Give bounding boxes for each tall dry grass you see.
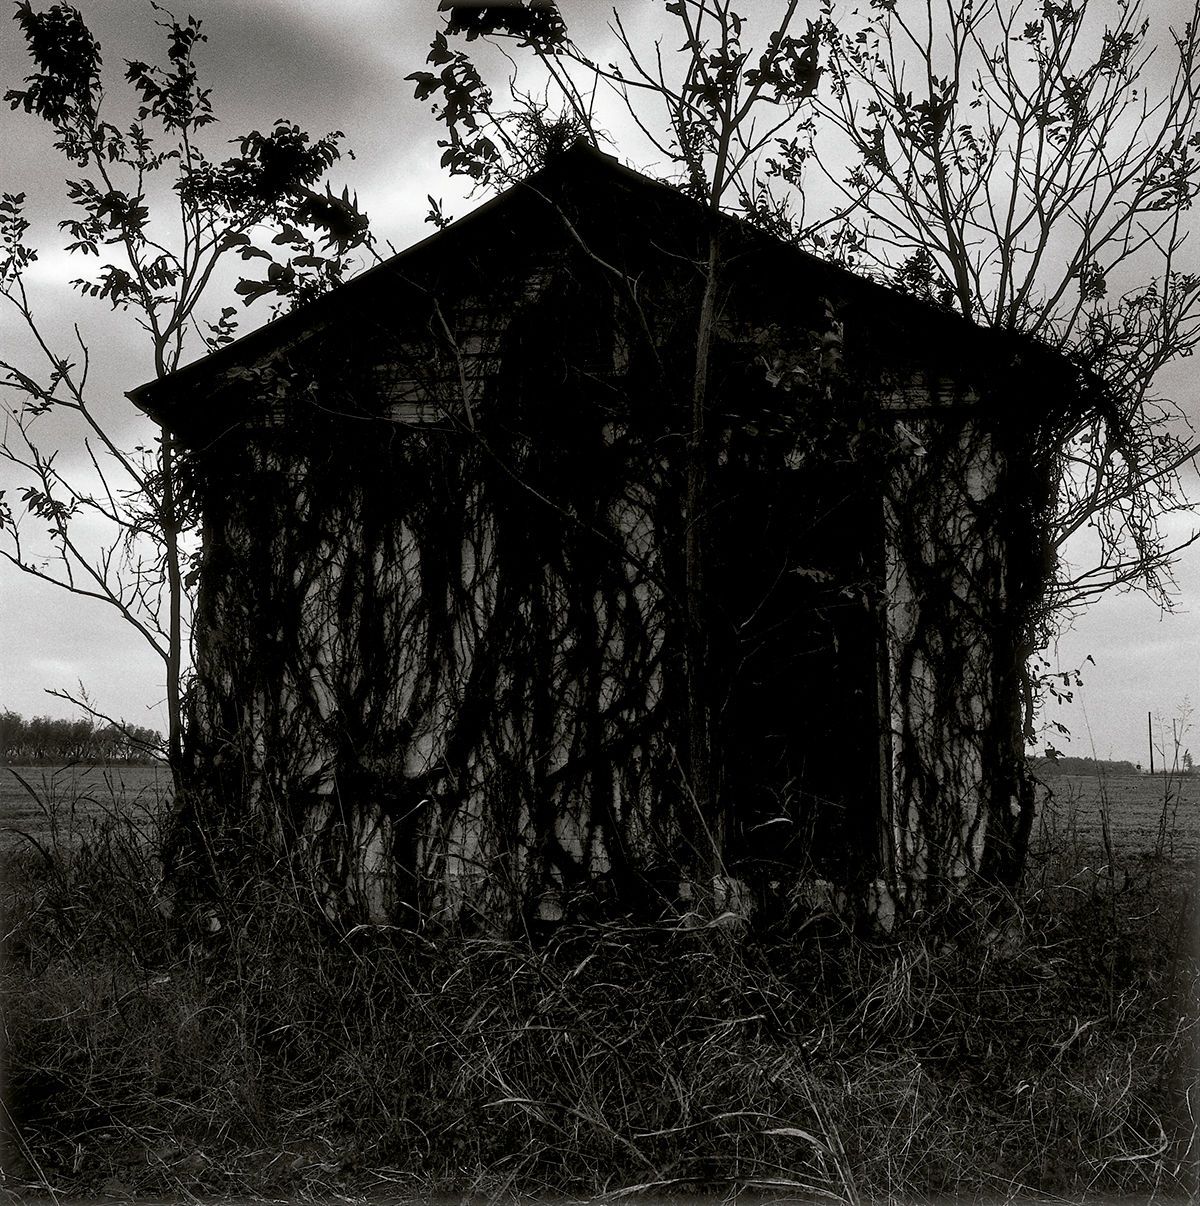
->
[1,777,1196,1202]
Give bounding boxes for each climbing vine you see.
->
[164,161,1089,933]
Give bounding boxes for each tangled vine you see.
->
[153,149,1092,932]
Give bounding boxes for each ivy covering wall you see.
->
[159,153,1075,933]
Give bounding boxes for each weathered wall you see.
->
[171,242,1053,931]
[880,379,1052,909]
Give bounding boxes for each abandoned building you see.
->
[132,141,1092,929]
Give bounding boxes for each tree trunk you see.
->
[685,226,721,885]
[159,427,185,796]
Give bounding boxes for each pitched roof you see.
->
[130,139,1085,441]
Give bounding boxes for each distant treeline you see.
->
[1029,755,1146,777]
[1,711,163,766]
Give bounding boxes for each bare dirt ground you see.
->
[1034,771,1199,863]
[0,763,170,854]
[3,763,1195,862]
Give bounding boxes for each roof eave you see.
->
[130,142,630,421]
[129,139,1087,434]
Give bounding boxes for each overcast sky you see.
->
[1,0,1197,765]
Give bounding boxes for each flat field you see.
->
[2,763,1196,861]
[1034,771,1200,862]
[0,763,171,854]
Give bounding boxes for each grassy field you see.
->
[0,764,170,856]
[1034,770,1200,861]
[1,765,1196,1202]
[3,761,1195,857]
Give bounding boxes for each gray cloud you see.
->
[2,0,1197,757]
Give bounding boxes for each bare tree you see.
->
[421,0,1199,593]
[412,0,830,879]
[0,2,370,785]
[413,0,1199,757]
[803,0,1200,613]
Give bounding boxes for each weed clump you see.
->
[2,789,1197,1202]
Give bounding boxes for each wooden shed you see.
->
[132,142,1087,930]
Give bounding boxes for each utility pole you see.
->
[1148,711,1155,775]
